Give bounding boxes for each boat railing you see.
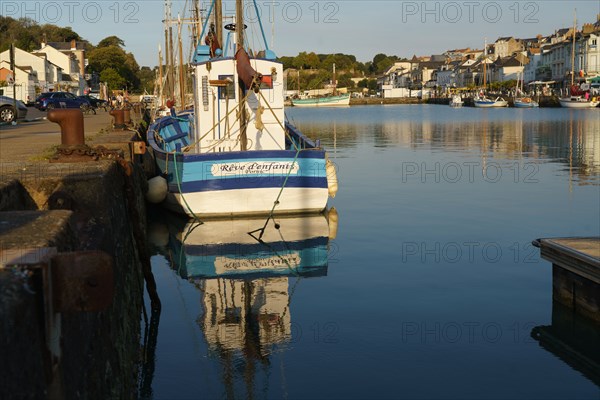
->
[285,122,318,150]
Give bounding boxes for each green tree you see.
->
[88,38,141,90]
[97,36,125,48]
[100,67,126,90]
[337,73,355,89]
[137,66,156,93]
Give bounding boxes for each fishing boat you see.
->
[449,95,463,108]
[291,63,350,107]
[559,12,599,109]
[147,0,338,217]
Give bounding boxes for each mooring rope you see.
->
[248,145,302,240]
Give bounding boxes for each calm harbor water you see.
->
[143,105,600,399]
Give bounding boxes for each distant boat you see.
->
[559,11,599,109]
[513,66,539,108]
[449,95,463,108]
[514,97,539,108]
[473,39,508,108]
[292,93,351,107]
[474,95,508,108]
[291,63,350,107]
[559,95,599,108]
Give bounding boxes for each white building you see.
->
[577,32,600,78]
[0,62,38,103]
[0,47,60,92]
[35,43,85,94]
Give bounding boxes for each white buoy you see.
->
[326,156,338,198]
[146,175,168,204]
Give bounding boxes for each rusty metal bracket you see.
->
[1,247,114,392]
[132,141,146,155]
[1,248,115,313]
[52,251,114,312]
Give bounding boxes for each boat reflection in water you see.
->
[147,209,338,394]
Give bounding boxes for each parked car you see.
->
[0,95,28,123]
[78,94,109,109]
[34,92,91,111]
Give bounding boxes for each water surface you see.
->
[143,105,600,399]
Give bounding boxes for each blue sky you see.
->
[3,1,600,66]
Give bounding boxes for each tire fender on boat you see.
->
[326,155,338,198]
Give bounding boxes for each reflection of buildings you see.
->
[200,278,291,357]
[149,212,336,397]
[298,110,600,185]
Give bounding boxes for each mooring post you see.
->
[47,109,85,147]
[110,109,126,129]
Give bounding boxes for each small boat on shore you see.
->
[147,0,338,218]
[449,95,463,108]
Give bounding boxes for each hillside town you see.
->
[283,14,600,100]
[1,15,600,103]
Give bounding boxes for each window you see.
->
[260,75,273,89]
[218,75,235,100]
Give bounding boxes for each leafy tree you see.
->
[292,51,320,70]
[88,38,140,89]
[138,66,156,93]
[100,67,126,89]
[279,56,295,70]
[367,79,378,91]
[97,36,125,48]
[337,73,355,89]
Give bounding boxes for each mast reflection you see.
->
[149,210,338,397]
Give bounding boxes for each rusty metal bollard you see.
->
[47,109,96,162]
[47,108,85,146]
[123,108,132,125]
[110,109,126,129]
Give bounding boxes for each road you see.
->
[0,107,113,165]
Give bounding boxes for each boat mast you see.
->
[215,0,223,48]
[482,38,487,89]
[570,10,577,87]
[178,14,186,109]
[158,45,164,107]
[236,0,248,150]
[332,63,336,96]
[193,0,202,47]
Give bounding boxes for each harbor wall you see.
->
[0,123,149,399]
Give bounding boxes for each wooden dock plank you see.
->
[537,237,600,284]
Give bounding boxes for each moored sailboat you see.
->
[291,63,350,107]
[474,39,508,108]
[146,0,338,217]
[559,11,599,109]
